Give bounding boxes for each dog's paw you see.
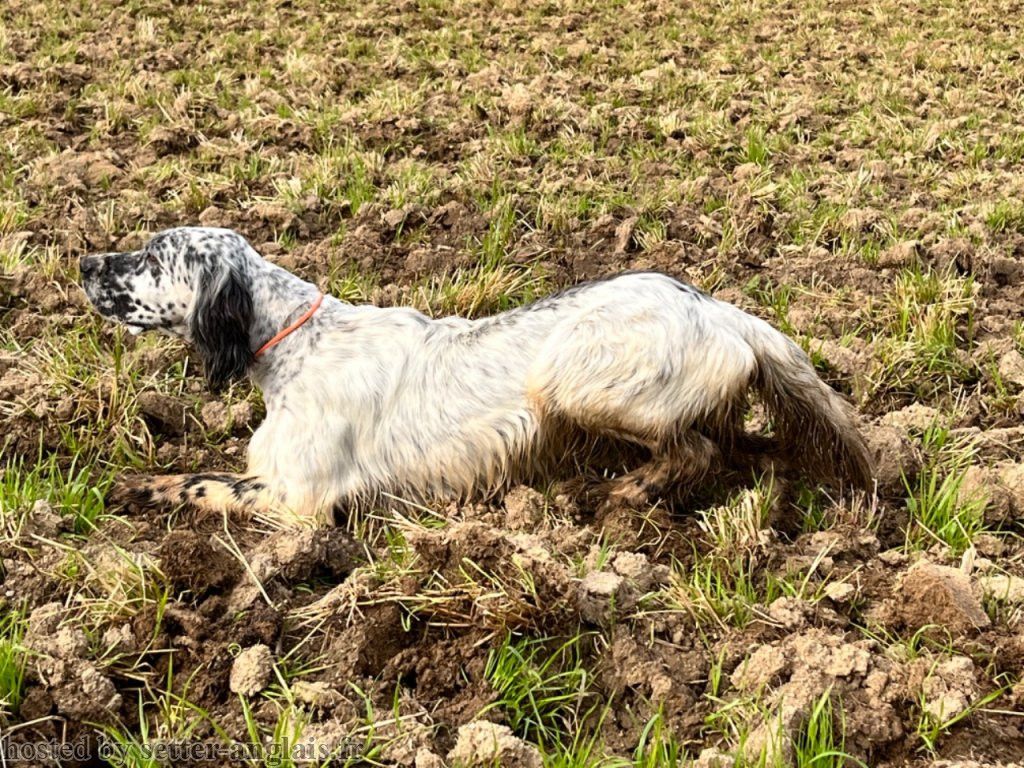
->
[602,475,656,511]
[108,474,162,509]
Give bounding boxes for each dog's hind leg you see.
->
[110,472,312,523]
[603,431,720,509]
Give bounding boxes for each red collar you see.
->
[254,293,324,359]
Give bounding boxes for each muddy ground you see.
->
[1,0,1024,765]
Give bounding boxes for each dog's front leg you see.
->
[109,472,310,523]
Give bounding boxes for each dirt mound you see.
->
[22,603,123,723]
[732,628,905,763]
[229,644,275,696]
[401,518,583,631]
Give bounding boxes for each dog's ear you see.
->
[188,263,254,391]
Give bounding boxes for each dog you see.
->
[80,226,872,524]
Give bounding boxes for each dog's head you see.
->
[80,227,255,390]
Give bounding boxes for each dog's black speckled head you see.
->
[80,226,256,390]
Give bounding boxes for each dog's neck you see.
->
[246,260,328,358]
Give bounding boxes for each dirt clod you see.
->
[964,463,1024,525]
[578,570,628,625]
[201,400,254,433]
[56,665,122,721]
[503,485,547,530]
[909,655,979,722]
[159,528,240,596]
[447,721,543,768]
[733,628,904,763]
[978,574,1024,603]
[693,748,736,768]
[880,403,942,433]
[25,499,65,538]
[228,528,364,612]
[229,644,274,696]
[415,748,446,768]
[896,560,991,634]
[863,423,922,489]
[824,581,857,603]
[137,391,191,435]
[997,350,1024,389]
[292,681,344,710]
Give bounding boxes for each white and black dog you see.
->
[80,227,872,524]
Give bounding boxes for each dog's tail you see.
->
[733,311,874,491]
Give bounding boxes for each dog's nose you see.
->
[79,255,102,279]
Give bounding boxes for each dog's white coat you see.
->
[249,274,771,517]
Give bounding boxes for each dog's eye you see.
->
[145,253,160,267]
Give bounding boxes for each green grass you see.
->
[94,672,219,768]
[410,261,547,317]
[239,696,312,768]
[482,633,593,747]
[0,451,112,535]
[668,482,790,629]
[791,692,864,768]
[903,427,986,555]
[869,266,978,403]
[745,278,796,335]
[540,716,620,768]
[0,608,28,717]
[631,711,685,768]
[984,199,1024,234]
[676,552,783,630]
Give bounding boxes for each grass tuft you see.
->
[903,427,985,555]
[0,451,112,535]
[0,607,28,717]
[482,632,593,747]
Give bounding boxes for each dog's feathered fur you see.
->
[80,227,872,523]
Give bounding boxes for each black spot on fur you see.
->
[231,477,266,496]
[133,487,154,503]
